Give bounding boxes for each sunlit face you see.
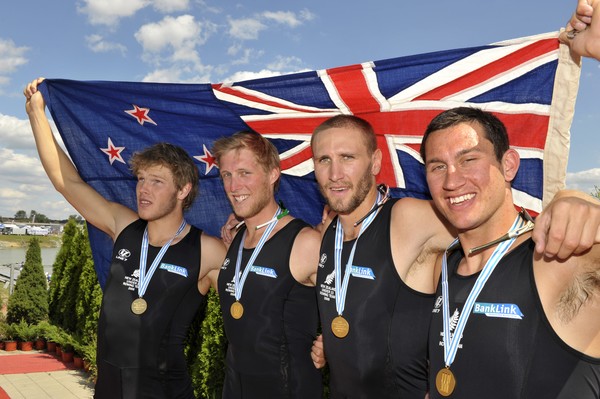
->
[136,164,183,222]
[312,126,380,215]
[424,122,517,233]
[219,148,278,220]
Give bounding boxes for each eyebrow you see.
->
[425,145,481,165]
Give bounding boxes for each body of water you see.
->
[0,247,60,274]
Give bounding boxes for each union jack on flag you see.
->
[40,32,580,287]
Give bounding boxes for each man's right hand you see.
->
[24,77,46,114]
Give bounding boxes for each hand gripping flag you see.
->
[39,32,580,288]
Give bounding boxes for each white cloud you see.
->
[0,148,46,184]
[228,17,267,40]
[227,9,314,41]
[142,66,212,83]
[231,48,264,65]
[222,69,283,83]
[0,187,27,200]
[0,113,35,150]
[86,34,127,56]
[77,0,149,26]
[0,125,75,219]
[0,185,76,221]
[0,38,29,74]
[299,9,316,22]
[153,0,189,13]
[227,43,242,56]
[565,168,600,195]
[262,11,303,28]
[261,9,315,28]
[0,38,29,89]
[135,15,215,64]
[135,15,218,82]
[267,55,304,71]
[261,11,303,27]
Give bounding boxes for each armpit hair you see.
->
[557,269,600,323]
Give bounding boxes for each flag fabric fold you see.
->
[39,31,580,288]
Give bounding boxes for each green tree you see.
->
[56,226,88,332]
[190,288,227,398]
[14,210,27,220]
[6,237,49,324]
[592,185,600,199]
[48,218,78,326]
[35,214,50,223]
[75,227,102,341]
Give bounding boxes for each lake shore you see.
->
[0,235,62,249]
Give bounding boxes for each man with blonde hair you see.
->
[211,131,323,398]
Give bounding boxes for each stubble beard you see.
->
[321,166,374,215]
[231,185,273,220]
[139,194,179,222]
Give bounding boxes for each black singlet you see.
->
[95,219,205,399]
[218,218,322,399]
[316,199,433,398]
[429,238,600,398]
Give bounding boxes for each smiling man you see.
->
[309,113,600,398]
[211,131,323,398]
[421,107,600,398]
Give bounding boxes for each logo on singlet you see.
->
[350,266,375,280]
[324,270,335,285]
[122,268,140,291]
[248,266,277,278]
[221,258,230,270]
[318,253,327,268]
[432,295,443,313]
[159,263,188,278]
[438,309,461,348]
[116,248,131,261]
[473,302,524,319]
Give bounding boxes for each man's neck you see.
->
[243,199,280,246]
[337,187,380,241]
[146,213,186,246]
[456,206,522,275]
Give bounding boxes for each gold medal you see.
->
[331,315,349,338]
[230,301,244,319]
[435,367,456,396]
[131,297,147,315]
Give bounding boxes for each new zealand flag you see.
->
[39,32,580,287]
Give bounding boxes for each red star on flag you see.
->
[101,138,126,165]
[194,144,217,175]
[125,104,157,126]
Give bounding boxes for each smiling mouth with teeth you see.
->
[449,193,475,205]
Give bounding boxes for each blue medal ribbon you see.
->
[233,207,282,302]
[138,219,187,298]
[441,214,525,368]
[333,191,383,318]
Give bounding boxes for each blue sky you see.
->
[0,0,598,220]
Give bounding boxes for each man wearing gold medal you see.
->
[24,79,226,398]
[211,131,323,398]
[423,2,600,397]
[309,100,600,396]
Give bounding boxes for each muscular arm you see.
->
[534,243,600,357]
[24,78,136,240]
[289,225,321,287]
[198,233,226,294]
[390,198,455,293]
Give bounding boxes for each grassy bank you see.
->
[0,235,62,249]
